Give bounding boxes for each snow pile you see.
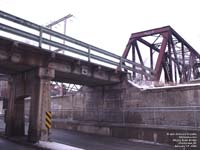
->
[128,80,200,90]
[35,141,85,150]
[128,139,170,147]
[128,80,154,89]
[151,82,200,89]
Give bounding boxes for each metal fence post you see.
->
[120,57,123,71]
[153,109,156,125]
[194,109,197,128]
[88,46,91,62]
[122,110,125,125]
[39,27,43,48]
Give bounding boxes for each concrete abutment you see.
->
[51,80,200,146]
[4,66,200,147]
[5,67,55,142]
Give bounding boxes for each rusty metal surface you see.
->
[120,26,200,83]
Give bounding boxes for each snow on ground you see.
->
[35,141,85,150]
[148,82,200,90]
[128,80,154,89]
[128,139,170,147]
[128,80,200,90]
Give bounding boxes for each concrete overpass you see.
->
[0,10,133,142]
[0,36,124,86]
[0,10,199,149]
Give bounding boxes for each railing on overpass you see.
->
[0,11,154,79]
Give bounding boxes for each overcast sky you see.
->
[1,0,200,55]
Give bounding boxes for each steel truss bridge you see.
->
[0,10,200,85]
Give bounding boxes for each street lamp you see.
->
[46,14,74,96]
[46,14,73,28]
[46,14,73,51]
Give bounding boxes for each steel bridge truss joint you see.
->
[121,26,200,83]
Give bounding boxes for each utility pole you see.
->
[46,14,73,96]
[46,14,73,52]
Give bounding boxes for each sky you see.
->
[1,0,200,56]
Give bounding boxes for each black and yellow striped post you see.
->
[45,111,52,129]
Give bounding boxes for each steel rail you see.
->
[0,23,119,67]
[0,10,154,74]
[0,10,120,60]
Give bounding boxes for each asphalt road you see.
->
[0,116,172,150]
[51,129,173,150]
[0,137,37,150]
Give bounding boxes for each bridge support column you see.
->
[5,76,26,136]
[5,78,16,136]
[28,67,55,142]
[13,97,25,136]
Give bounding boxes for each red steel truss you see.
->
[120,26,200,83]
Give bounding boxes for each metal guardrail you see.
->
[0,11,154,77]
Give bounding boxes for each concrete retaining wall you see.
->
[51,81,200,146]
[52,120,199,146]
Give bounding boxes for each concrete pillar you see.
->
[5,76,26,136]
[5,78,15,136]
[28,67,55,142]
[13,97,25,136]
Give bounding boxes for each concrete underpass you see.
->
[0,109,172,150]
[0,10,199,150]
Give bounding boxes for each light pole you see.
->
[46,14,73,52]
[46,14,73,96]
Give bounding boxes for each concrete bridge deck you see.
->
[0,36,124,86]
[0,10,199,148]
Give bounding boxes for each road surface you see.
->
[0,137,38,150]
[0,116,172,150]
[51,129,172,150]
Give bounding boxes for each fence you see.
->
[51,106,200,129]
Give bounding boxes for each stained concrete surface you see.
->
[51,128,172,150]
[50,83,200,145]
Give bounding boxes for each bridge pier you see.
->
[5,67,55,142]
[13,96,25,136]
[28,67,55,142]
[6,77,27,136]
[5,78,16,136]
